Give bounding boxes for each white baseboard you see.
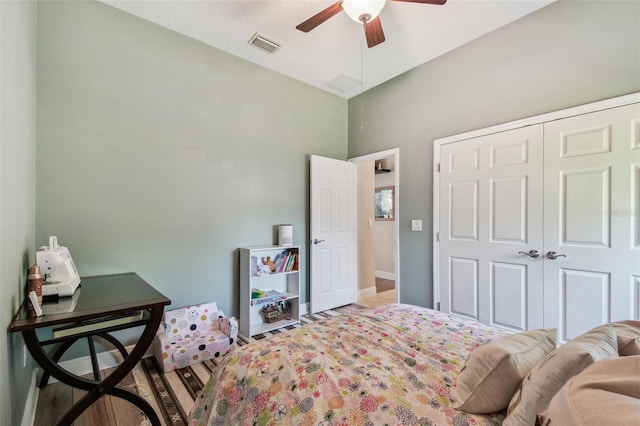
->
[52,344,144,382]
[358,286,378,299]
[375,270,396,281]
[20,369,39,426]
[299,302,308,315]
[33,343,149,386]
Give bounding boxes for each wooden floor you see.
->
[357,278,397,308]
[34,366,146,426]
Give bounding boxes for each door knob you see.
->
[546,251,567,260]
[312,239,325,245]
[518,250,540,258]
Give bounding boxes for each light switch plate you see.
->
[411,220,422,231]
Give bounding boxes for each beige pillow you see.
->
[537,355,640,425]
[610,320,640,356]
[503,324,618,426]
[452,328,556,413]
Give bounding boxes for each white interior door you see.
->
[438,126,544,331]
[543,103,640,342]
[310,155,355,313]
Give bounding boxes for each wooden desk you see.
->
[10,272,171,425]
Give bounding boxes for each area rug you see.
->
[132,304,365,425]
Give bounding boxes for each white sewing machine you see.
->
[37,236,81,297]
[41,288,81,314]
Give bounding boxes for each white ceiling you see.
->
[101,0,555,99]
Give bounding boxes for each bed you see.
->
[188,303,510,425]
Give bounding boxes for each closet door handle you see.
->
[546,251,567,260]
[312,239,325,245]
[518,250,540,258]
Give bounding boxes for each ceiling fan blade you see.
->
[296,1,344,32]
[391,0,447,4]
[364,16,385,48]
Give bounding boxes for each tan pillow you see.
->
[453,328,556,413]
[503,324,618,426]
[610,320,640,356]
[537,355,640,425]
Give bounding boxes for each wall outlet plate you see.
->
[411,220,422,231]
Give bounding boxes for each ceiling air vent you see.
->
[248,33,280,53]
[325,74,361,93]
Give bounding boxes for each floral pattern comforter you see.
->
[188,304,509,426]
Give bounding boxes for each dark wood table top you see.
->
[10,272,170,332]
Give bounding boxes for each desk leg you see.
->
[23,306,165,426]
[39,337,81,388]
[40,332,130,388]
[95,331,129,358]
[87,336,102,381]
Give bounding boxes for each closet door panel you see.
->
[543,103,640,342]
[492,177,527,242]
[492,262,527,330]
[562,167,610,246]
[440,138,483,322]
[450,181,479,240]
[439,126,544,330]
[561,269,610,340]
[450,257,478,319]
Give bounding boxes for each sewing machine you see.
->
[37,236,81,297]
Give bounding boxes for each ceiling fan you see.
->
[296,0,447,48]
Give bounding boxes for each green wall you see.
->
[4,0,640,422]
[348,0,640,307]
[1,1,38,424]
[36,0,347,357]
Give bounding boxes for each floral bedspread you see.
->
[188,304,509,426]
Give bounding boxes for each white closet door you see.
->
[543,103,640,342]
[438,125,544,331]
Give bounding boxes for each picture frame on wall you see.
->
[375,186,394,221]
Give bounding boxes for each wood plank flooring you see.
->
[34,367,145,426]
[357,289,396,308]
[357,278,397,308]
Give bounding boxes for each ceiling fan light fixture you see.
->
[342,0,386,24]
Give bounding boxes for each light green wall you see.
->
[1,1,38,424]
[36,0,347,358]
[4,0,639,421]
[348,0,640,307]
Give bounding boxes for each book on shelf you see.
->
[284,253,296,272]
[267,249,297,273]
[278,252,290,273]
[274,252,287,273]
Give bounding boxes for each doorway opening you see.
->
[349,148,399,308]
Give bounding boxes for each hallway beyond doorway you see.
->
[358,278,396,308]
[375,277,395,293]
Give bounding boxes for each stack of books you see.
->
[273,250,297,273]
[250,289,287,306]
